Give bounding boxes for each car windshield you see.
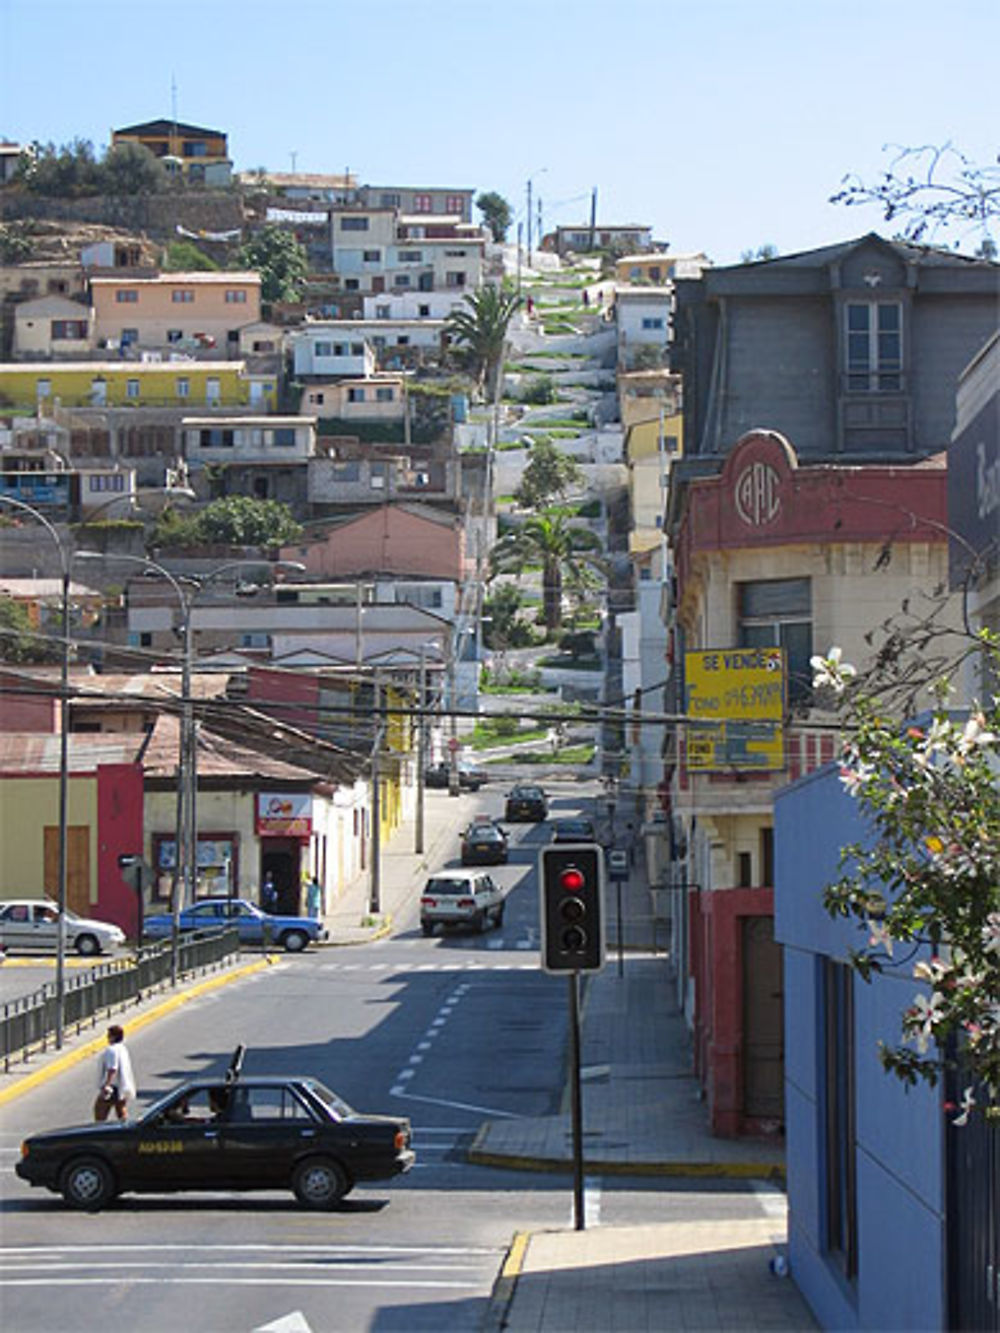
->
[466,825,501,839]
[425,877,472,896]
[512,787,542,798]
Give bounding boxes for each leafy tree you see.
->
[0,597,62,664]
[0,222,33,263]
[445,283,523,401]
[476,191,513,242]
[491,513,604,631]
[101,141,167,196]
[513,438,583,510]
[482,584,535,652]
[152,496,302,549]
[812,621,1000,1118]
[164,240,220,271]
[236,225,309,304]
[831,142,1000,249]
[739,243,779,262]
[16,139,103,197]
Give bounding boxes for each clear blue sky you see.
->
[1,0,997,264]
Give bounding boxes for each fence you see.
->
[1,930,240,1072]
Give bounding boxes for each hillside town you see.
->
[0,118,998,1333]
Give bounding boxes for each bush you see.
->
[520,374,557,406]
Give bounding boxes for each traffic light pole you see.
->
[568,970,585,1231]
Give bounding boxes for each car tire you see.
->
[421,921,434,937]
[74,934,100,957]
[280,929,309,953]
[292,1156,350,1209]
[472,910,486,934]
[61,1156,116,1211]
[493,904,505,928]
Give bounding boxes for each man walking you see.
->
[94,1024,136,1122]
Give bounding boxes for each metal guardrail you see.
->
[1,929,240,1072]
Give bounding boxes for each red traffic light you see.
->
[560,867,585,892]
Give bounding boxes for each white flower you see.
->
[868,919,894,955]
[839,761,875,795]
[956,712,997,756]
[982,913,1000,957]
[952,1086,976,1127]
[811,647,857,694]
[908,990,945,1053]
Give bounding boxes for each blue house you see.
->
[775,764,949,1330]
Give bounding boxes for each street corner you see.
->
[481,1231,530,1333]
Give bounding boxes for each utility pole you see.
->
[369,673,382,915]
[526,177,533,267]
[589,186,598,252]
[448,647,460,797]
[415,650,426,854]
[516,221,523,295]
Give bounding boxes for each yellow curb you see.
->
[467,1144,784,1182]
[0,956,274,1109]
[502,1230,530,1280]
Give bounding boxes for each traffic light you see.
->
[539,843,605,974]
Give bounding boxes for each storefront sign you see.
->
[256,792,312,837]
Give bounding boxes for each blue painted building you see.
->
[775,763,947,1330]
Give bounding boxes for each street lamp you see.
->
[0,485,192,1045]
[77,552,304,982]
[526,166,548,267]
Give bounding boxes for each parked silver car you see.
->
[420,871,505,936]
[0,899,126,956]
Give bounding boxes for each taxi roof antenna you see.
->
[226,1044,246,1084]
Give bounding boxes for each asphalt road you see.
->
[0,787,782,1332]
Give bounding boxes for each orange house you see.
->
[91,272,261,354]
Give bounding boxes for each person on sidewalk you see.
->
[262,873,278,913]
[94,1024,136,1122]
[306,875,322,918]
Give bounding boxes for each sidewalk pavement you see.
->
[325,804,817,1331]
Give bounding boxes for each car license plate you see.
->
[476,844,488,851]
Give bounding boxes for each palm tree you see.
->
[491,514,604,632]
[445,283,523,401]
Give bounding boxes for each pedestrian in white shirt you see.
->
[94,1024,136,1122]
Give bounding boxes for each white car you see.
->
[420,871,505,936]
[0,899,126,956]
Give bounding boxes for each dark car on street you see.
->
[505,784,549,822]
[459,819,509,865]
[16,1048,414,1211]
[551,817,598,843]
[142,897,326,953]
[424,762,488,791]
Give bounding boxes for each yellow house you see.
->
[0,361,275,412]
[91,271,261,353]
[111,119,231,184]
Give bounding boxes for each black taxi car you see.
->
[505,784,549,822]
[16,1047,414,1211]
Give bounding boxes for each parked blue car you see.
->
[143,897,327,953]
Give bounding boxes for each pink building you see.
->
[281,503,468,582]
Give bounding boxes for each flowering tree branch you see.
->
[812,621,1000,1121]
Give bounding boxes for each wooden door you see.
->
[44,825,91,915]
[742,914,784,1121]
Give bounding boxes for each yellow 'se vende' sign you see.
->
[684,648,785,721]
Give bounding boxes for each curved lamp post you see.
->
[0,495,72,1045]
[0,487,193,1044]
[77,552,304,982]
